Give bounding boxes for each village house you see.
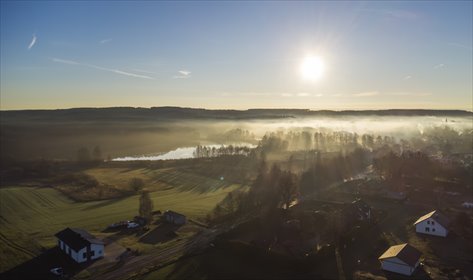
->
[55,228,104,263]
[163,210,187,225]
[378,243,422,276]
[462,202,473,209]
[414,210,449,237]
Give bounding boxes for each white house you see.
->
[379,243,421,276]
[414,210,449,237]
[462,202,473,209]
[55,228,104,263]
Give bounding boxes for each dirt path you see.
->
[92,228,221,280]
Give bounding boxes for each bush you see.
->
[129,177,145,193]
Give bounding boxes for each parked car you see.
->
[127,222,140,229]
[107,221,128,229]
[50,267,64,276]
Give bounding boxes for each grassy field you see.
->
[0,167,241,273]
[84,167,233,193]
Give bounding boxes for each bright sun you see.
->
[300,56,325,82]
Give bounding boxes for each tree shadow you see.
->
[139,223,181,245]
[81,196,131,211]
[0,247,96,280]
[383,266,433,280]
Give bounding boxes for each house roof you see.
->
[414,210,450,228]
[55,228,104,251]
[378,243,421,267]
[164,210,186,218]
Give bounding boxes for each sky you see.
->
[1,1,472,110]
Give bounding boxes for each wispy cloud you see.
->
[360,8,418,20]
[220,92,324,98]
[131,68,157,75]
[99,38,112,44]
[173,70,191,79]
[447,42,472,51]
[51,58,80,65]
[28,34,37,50]
[353,91,379,97]
[388,92,432,97]
[433,63,445,70]
[403,75,412,80]
[51,57,154,80]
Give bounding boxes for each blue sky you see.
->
[1,1,472,110]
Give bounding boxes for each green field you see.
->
[0,168,241,273]
[84,167,234,193]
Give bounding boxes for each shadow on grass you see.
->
[382,266,433,280]
[81,195,132,211]
[0,247,96,280]
[139,223,181,245]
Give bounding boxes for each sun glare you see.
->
[300,56,325,82]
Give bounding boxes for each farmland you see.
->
[0,166,242,273]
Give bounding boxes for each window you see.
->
[91,250,95,256]
[98,250,102,255]
[83,252,87,259]
[425,227,430,232]
[427,221,430,224]
[432,221,435,225]
[432,228,436,232]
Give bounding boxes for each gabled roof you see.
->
[164,210,186,218]
[55,228,104,251]
[414,210,450,228]
[378,243,421,267]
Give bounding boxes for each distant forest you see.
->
[1,107,472,122]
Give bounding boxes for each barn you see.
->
[163,210,187,225]
[55,228,104,263]
[414,210,449,237]
[378,243,421,276]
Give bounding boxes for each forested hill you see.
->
[1,107,472,123]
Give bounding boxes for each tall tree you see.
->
[92,145,103,161]
[77,147,91,162]
[139,191,154,224]
[278,171,298,209]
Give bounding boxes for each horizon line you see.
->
[0,106,472,113]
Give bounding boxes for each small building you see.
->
[462,202,473,209]
[55,228,104,263]
[163,210,187,225]
[414,210,449,237]
[379,243,421,276]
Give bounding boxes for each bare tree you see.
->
[130,177,145,193]
[77,147,91,162]
[92,145,103,161]
[139,191,154,224]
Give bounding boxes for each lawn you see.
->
[0,179,240,273]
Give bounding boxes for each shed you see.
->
[163,210,187,225]
[379,243,421,276]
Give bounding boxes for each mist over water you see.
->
[110,116,472,161]
[112,143,257,161]
[234,116,473,136]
